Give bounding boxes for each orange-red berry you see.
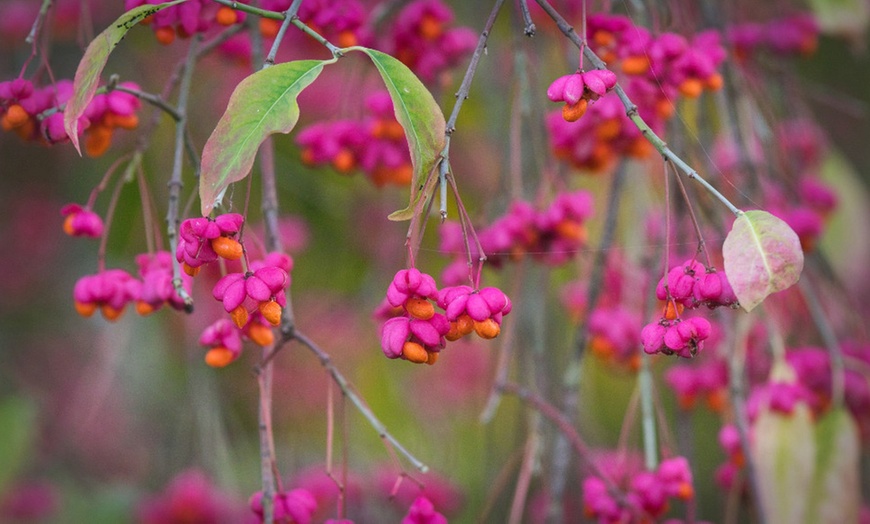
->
[205,347,234,368]
[101,304,125,322]
[215,6,238,26]
[678,78,703,99]
[402,341,429,363]
[259,300,282,326]
[405,297,435,320]
[211,236,243,261]
[260,18,280,38]
[562,99,588,122]
[2,104,29,130]
[84,126,113,158]
[155,26,176,45]
[230,305,249,328]
[621,56,649,75]
[337,30,357,48]
[474,319,500,339]
[136,301,155,316]
[247,323,275,347]
[183,262,201,277]
[75,301,97,318]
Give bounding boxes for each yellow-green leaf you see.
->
[199,60,331,216]
[347,47,446,221]
[64,0,187,154]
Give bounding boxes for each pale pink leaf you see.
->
[722,210,804,312]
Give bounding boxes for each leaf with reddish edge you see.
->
[345,47,447,221]
[722,210,804,312]
[199,59,333,216]
[64,0,187,154]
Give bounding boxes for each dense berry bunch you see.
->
[249,488,317,524]
[402,496,448,524]
[260,0,369,44]
[665,358,728,411]
[1,78,142,156]
[439,191,594,284]
[124,0,247,45]
[73,269,142,321]
[137,470,238,524]
[728,13,819,60]
[546,68,618,122]
[389,0,476,83]
[655,259,738,310]
[546,15,726,173]
[641,316,713,359]
[587,306,642,369]
[176,213,245,275]
[379,268,511,364]
[135,251,193,315]
[583,456,695,523]
[297,92,414,187]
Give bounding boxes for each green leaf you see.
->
[751,399,816,524]
[348,47,446,221]
[63,0,187,155]
[722,210,804,312]
[805,408,861,524]
[808,0,870,41]
[199,60,331,216]
[0,396,38,493]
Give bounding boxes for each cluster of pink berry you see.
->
[439,191,594,285]
[387,0,477,83]
[582,456,695,523]
[124,0,248,45]
[378,268,511,365]
[0,78,141,156]
[296,91,430,187]
[713,424,744,489]
[587,306,642,370]
[547,95,654,172]
[201,251,293,367]
[728,13,819,61]
[545,15,726,173]
[66,203,197,321]
[547,68,618,122]
[73,250,194,321]
[665,358,729,412]
[640,259,736,359]
[297,91,415,187]
[587,14,726,103]
[249,489,317,524]
[260,0,369,46]
[136,470,240,523]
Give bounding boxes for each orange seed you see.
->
[211,236,243,261]
[474,319,500,339]
[205,347,235,368]
[230,305,249,328]
[259,300,282,326]
[402,341,429,363]
[405,297,435,320]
